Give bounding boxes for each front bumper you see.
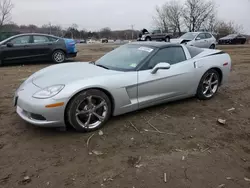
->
[137,38,146,41]
[14,84,66,128]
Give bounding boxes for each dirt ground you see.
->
[0,44,250,188]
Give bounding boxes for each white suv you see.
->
[170,32,217,49]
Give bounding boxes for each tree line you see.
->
[153,0,244,38]
[0,0,246,41]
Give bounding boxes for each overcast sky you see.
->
[11,0,250,34]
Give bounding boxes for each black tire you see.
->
[52,50,65,63]
[66,89,112,132]
[209,44,215,49]
[145,37,151,41]
[165,36,170,42]
[196,69,220,100]
[0,60,3,66]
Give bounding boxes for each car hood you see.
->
[170,38,192,44]
[219,36,234,40]
[170,38,183,43]
[31,62,120,88]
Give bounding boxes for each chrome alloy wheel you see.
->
[75,95,108,129]
[202,72,219,98]
[53,51,65,63]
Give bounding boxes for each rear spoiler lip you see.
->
[204,51,226,57]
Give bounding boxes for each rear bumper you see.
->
[66,52,77,58]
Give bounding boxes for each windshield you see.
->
[180,32,198,40]
[95,44,155,71]
[225,34,238,38]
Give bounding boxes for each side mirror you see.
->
[151,62,171,74]
[6,42,13,47]
[196,37,201,40]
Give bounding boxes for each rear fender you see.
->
[63,38,77,54]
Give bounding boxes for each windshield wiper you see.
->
[96,64,109,70]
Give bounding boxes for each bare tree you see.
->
[153,5,169,32]
[162,0,183,35]
[202,13,218,32]
[0,0,13,27]
[100,27,112,38]
[183,0,215,32]
[214,20,243,38]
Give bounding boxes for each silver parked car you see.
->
[14,42,231,132]
[170,32,217,49]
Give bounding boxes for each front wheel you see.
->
[66,89,112,132]
[196,69,220,100]
[52,50,65,63]
[165,36,170,42]
[209,44,215,49]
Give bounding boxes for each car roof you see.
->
[10,33,60,38]
[128,41,182,49]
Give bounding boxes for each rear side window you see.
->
[33,36,50,43]
[205,33,212,38]
[186,46,204,58]
[147,46,186,68]
[49,36,59,42]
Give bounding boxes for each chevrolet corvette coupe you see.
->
[14,42,232,132]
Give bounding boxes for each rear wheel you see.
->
[66,89,112,132]
[165,36,170,42]
[196,69,220,100]
[52,50,65,63]
[146,37,151,41]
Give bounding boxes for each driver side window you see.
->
[196,33,206,40]
[147,47,186,69]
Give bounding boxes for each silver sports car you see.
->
[14,42,232,132]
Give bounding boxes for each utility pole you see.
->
[48,22,52,35]
[131,24,134,40]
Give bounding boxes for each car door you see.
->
[29,35,54,59]
[194,33,207,48]
[154,30,163,40]
[137,46,195,109]
[0,35,33,61]
[205,33,214,48]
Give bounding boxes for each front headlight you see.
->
[33,85,65,99]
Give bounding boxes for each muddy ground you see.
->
[0,44,250,188]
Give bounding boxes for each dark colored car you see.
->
[137,28,172,42]
[218,34,247,45]
[0,33,77,66]
[101,38,108,43]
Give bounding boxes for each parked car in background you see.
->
[218,34,247,45]
[0,33,77,66]
[101,38,108,43]
[137,28,172,42]
[170,32,217,49]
